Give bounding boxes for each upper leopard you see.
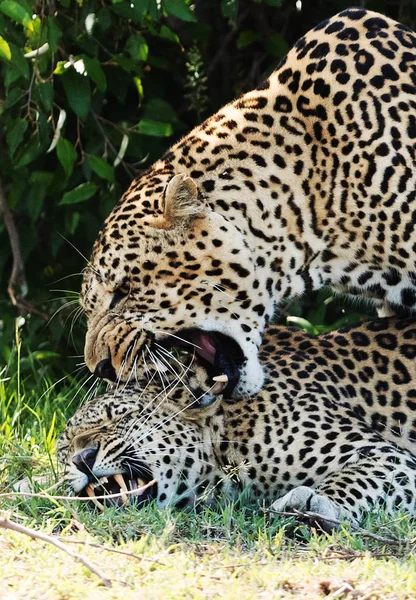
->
[82,8,416,397]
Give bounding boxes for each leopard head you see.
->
[57,382,229,510]
[82,165,266,397]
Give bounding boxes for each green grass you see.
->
[2,329,416,599]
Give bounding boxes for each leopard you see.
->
[58,317,416,528]
[82,8,416,400]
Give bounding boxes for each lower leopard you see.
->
[58,317,416,527]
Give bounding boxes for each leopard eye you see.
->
[110,282,130,309]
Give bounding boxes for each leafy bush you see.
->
[0,0,415,378]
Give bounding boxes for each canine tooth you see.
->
[91,496,105,510]
[113,473,129,504]
[85,485,105,511]
[85,484,94,497]
[135,478,156,497]
[134,478,146,494]
[212,374,228,383]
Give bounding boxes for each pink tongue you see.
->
[192,332,216,364]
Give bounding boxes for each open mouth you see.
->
[157,329,245,396]
[82,473,157,511]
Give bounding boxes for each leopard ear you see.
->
[163,174,204,225]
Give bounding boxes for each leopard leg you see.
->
[271,447,416,531]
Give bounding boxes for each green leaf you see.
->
[147,0,159,19]
[47,17,62,51]
[14,134,47,168]
[236,30,259,49]
[0,0,33,29]
[4,86,23,109]
[53,60,67,75]
[65,210,80,235]
[286,316,319,335]
[31,171,54,186]
[221,0,238,26]
[142,98,178,124]
[264,33,289,58]
[138,119,173,137]
[131,0,150,14]
[113,54,136,73]
[61,69,91,119]
[35,81,54,111]
[7,118,28,156]
[83,56,106,92]
[59,182,97,205]
[0,34,11,60]
[57,138,77,178]
[133,77,144,101]
[8,178,26,209]
[163,0,196,22]
[27,184,46,222]
[265,0,282,5]
[159,25,180,44]
[33,351,60,360]
[110,1,145,22]
[9,43,29,79]
[126,34,148,62]
[86,154,115,183]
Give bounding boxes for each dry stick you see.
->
[0,513,112,588]
[57,538,166,566]
[268,508,406,546]
[0,479,156,502]
[0,177,48,319]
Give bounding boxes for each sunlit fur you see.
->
[60,318,416,525]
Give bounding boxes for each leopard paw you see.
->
[270,486,345,531]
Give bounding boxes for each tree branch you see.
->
[0,177,48,320]
[0,178,27,304]
[0,513,112,587]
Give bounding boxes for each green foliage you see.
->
[1,0,415,379]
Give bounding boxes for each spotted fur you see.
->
[82,9,416,397]
[59,318,416,526]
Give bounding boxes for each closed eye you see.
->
[110,283,130,309]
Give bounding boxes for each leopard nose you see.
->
[94,358,116,381]
[72,447,98,475]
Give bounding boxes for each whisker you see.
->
[50,273,84,285]
[151,329,201,350]
[47,300,81,326]
[58,233,100,278]
[121,339,139,392]
[154,344,196,375]
[201,280,240,302]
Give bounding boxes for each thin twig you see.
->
[0,177,48,319]
[322,552,394,560]
[268,508,407,545]
[58,537,166,565]
[0,513,112,588]
[91,112,136,179]
[1,479,156,502]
